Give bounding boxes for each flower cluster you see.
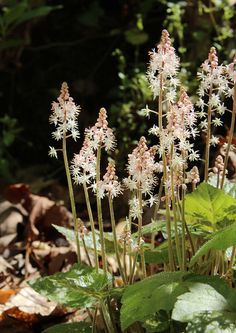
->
[98,161,122,199]
[49,82,80,142]
[197,47,230,135]
[212,155,225,175]
[149,88,199,166]
[71,135,96,185]
[227,55,236,84]
[85,108,116,152]
[147,29,180,100]
[167,88,198,161]
[124,137,160,195]
[48,82,81,158]
[186,166,200,185]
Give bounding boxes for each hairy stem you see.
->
[220,83,236,188]
[96,145,107,274]
[83,182,99,271]
[100,300,115,333]
[108,195,127,283]
[204,81,213,182]
[159,72,175,271]
[138,189,146,278]
[62,132,81,262]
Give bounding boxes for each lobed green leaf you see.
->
[43,322,92,333]
[120,271,189,330]
[184,183,236,231]
[190,223,236,265]
[29,263,112,308]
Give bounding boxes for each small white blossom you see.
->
[48,146,58,158]
[99,162,122,199]
[129,197,142,219]
[85,108,116,152]
[210,135,220,146]
[124,137,158,195]
[147,30,179,99]
[212,118,223,127]
[49,82,81,141]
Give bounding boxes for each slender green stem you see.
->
[170,146,182,269]
[137,189,146,278]
[92,307,98,333]
[204,81,213,182]
[96,145,107,274]
[163,154,175,271]
[82,237,92,266]
[129,253,138,284]
[158,71,174,271]
[153,177,164,221]
[108,195,127,283]
[100,300,115,333]
[229,246,236,272]
[83,182,99,271]
[220,83,236,188]
[127,211,133,282]
[123,239,128,283]
[62,132,81,262]
[180,186,187,270]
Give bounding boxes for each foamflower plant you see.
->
[30,30,236,333]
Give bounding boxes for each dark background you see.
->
[0,0,235,182]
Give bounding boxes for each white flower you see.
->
[49,82,80,141]
[100,162,122,199]
[212,118,223,127]
[200,119,208,129]
[129,197,143,219]
[217,104,226,115]
[85,108,116,152]
[124,137,158,195]
[146,194,158,207]
[147,30,179,99]
[188,150,200,161]
[210,135,220,146]
[48,146,58,158]
[71,136,96,185]
[209,94,220,107]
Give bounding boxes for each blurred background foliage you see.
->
[0,0,236,180]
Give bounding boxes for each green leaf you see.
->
[185,312,236,333]
[43,322,92,333]
[53,225,116,254]
[142,312,170,333]
[3,3,27,27]
[29,263,112,308]
[124,28,149,45]
[183,274,236,305]
[120,271,189,330]
[184,183,236,230]
[172,282,236,326]
[78,1,104,27]
[190,223,236,265]
[16,6,62,25]
[143,248,169,264]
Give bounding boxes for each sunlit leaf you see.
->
[190,223,236,265]
[120,271,189,330]
[29,263,112,308]
[184,183,236,230]
[172,281,236,331]
[43,322,92,333]
[53,225,116,254]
